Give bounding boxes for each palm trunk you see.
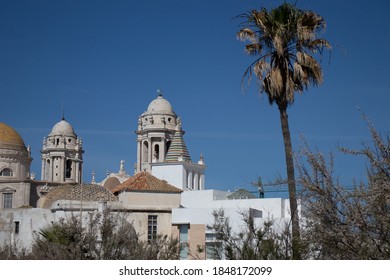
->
[279,107,301,259]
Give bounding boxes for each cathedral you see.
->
[0,93,205,209]
[0,93,292,259]
[0,93,207,255]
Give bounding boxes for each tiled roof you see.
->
[41,183,117,208]
[165,129,191,163]
[112,171,182,194]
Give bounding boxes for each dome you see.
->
[49,119,76,137]
[40,184,117,208]
[146,95,175,115]
[0,122,26,148]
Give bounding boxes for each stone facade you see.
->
[0,122,32,209]
[41,118,83,184]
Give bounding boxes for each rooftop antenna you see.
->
[61,99,65,120]
[252,176,264,199]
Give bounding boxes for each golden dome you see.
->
[0,122,26,147]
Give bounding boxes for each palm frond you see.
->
[307,39,332,53]
[293,62,308,89]
[237,28,257,43]
[253,60,270,80]
[245,43,262,55]
[298,54,323,86]
[252,9,270,34]
[298,11,326,42]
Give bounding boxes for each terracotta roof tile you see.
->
[112,172,182,194]
[41,183,117,208]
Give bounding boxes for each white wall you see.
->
[0,208,55,250]
[172,190,291,234]
[151,162,206,190]
[152,164,185,189]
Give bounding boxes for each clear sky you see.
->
[1,0,389,197]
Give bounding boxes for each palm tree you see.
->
[237,3,331,259]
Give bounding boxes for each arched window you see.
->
[154,144,160,161]
[143,141,149,163]
[65,160,72,178]
[0,168,13,177]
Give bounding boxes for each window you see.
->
[143,141,149,163]
[179,224,189,259]
[154,144,160,161]
[148,215,158,242]
[205,233,220,260]
[3,193,13,209]
[65,160,72,178]
[0,168,13,177]
[14,221,20,234]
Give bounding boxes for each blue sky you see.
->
[1,0,389,197]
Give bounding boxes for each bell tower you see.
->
[135,92,178,173]
[41,118,83,183]
[135,92,206,191]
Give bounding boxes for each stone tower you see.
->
[135,92,206,190]
[135,92,178,173]
[41,118,83,183]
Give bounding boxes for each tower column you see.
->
[75,161,80,183]
[61,156,65,182]
[194,173,199,190]
[161,136,166,162]
[47,159,52,181]
[136,139,141,172]
[199,174,205,190]
[41,158,45,181]
[147,139,152,166]
[182,168,187,190]
[188,172,193,189]
[79,162,83,184]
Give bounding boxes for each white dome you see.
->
[50,119,76,137]
[147,95,175,115]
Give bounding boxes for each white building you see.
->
[172,189,292,259]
